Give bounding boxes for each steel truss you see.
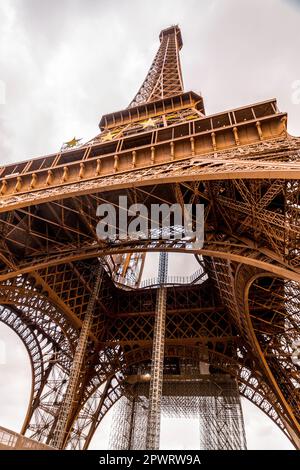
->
[0,25,299,450]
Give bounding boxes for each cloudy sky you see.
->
[0,0,300,450]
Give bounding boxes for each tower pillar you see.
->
[52,264,103,449]
[146,252,168,450]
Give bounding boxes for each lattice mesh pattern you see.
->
[109,395,148,450]
[109,375,246,450]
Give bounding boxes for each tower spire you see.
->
[129,25,184,107]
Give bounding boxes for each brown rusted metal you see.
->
[0,25,299,450]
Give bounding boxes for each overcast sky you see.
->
[0,0,300,450]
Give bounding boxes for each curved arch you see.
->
[0,290,76,364]
[62,255,294,450]
[0,245,299,285]
[236,267,300,448]
[0,279,79,344]
[0,279,78,443]
[244,273,300,448]
[0,304,73,439]
[1,261,298,448]
[0,306,44,433]
[204,255,300,448]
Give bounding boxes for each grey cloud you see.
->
[284,0,300,8]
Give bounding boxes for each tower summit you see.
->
[129,25,184,107]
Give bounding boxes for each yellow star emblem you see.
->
[142,118,156,129]
[102,132,114,141]
[63,136,82,148]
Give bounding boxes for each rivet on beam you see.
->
[15,176,22,192]
[151,146,155,164]
[132,150,136,168]
[233,126,240,146]
[79,162,85,179]
[0,179,7,195]
[30,173,37,189]
[170,141,175,160]
[114,154,119,172]
[211,132,217,151]
[96,159,101,176]
[190,137,195,156]
[256,121,263,141]
[281,116,287,136]
[62,166,69,182]
[46,170,53,186]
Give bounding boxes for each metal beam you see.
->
[146,252,168,449]
[51,264,104,448]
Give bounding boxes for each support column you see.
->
[52,264,103,449]
[146,252,168,450]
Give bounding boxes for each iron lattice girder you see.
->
[51,264,105,449]
[79,342,292,449]
[105,281,232,346]
[0,265,292,446]
[1,134,300,214]
[0,174,299,279]
[0,175,299,446]
[206,257,300,439]
[0,23,299,451]
[129,25,184,107]
[0,236,298,286]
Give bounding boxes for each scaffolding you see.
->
[109,374,246,450]
[109,392,148,450]
[198,378,246,450]
[109,252,246,451]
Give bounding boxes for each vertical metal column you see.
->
[52,264,103,449]
[146,252,168,449]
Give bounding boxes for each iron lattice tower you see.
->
[0,25,300,450]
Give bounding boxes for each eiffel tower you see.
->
[0,25,300,450]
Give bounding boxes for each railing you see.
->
[114,268,206,290]
[0,425,54,450]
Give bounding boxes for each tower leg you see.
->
[146,252,168,450]
[52,264,103,449]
